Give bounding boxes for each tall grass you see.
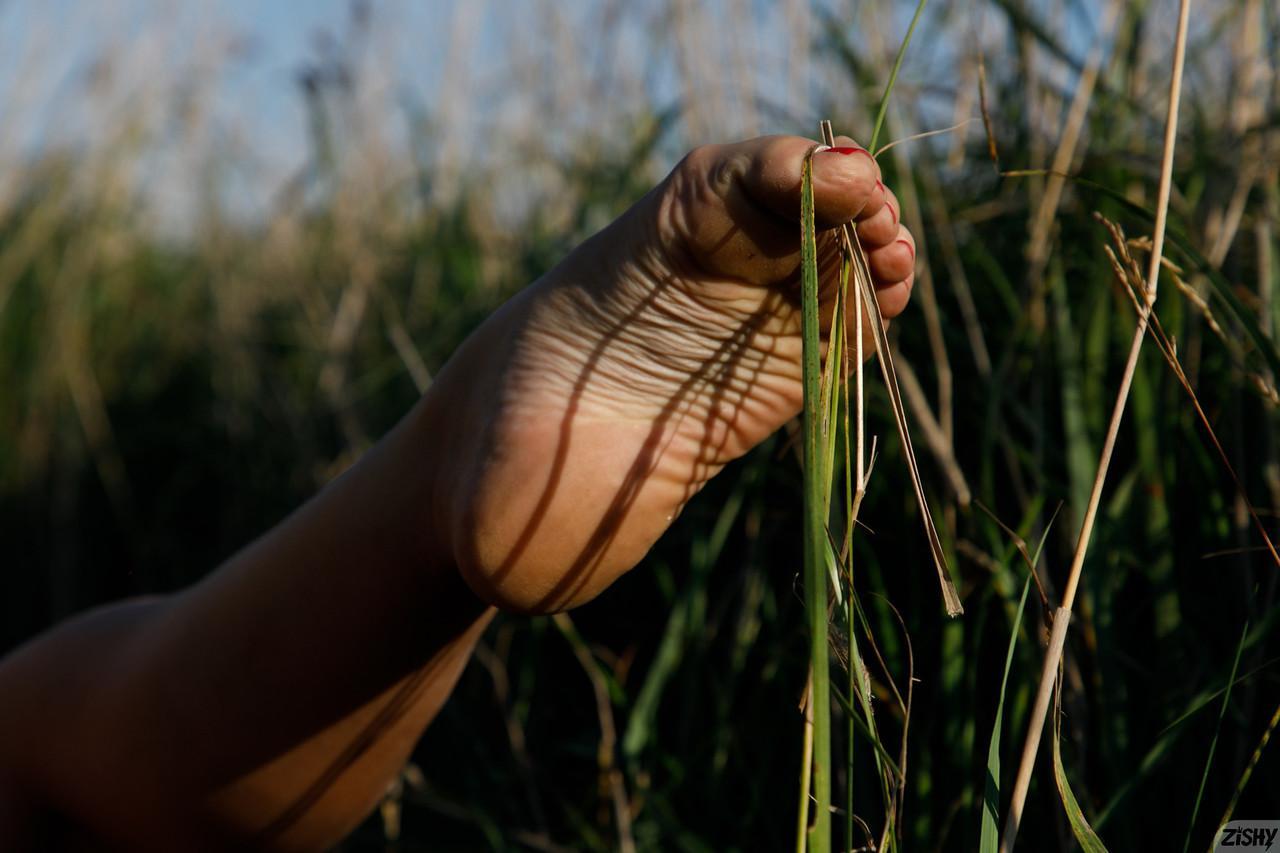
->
[1002,1,1194,846]
[2,1,1279,850]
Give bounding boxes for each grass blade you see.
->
[1182,622,1249,853]
[980,510,1055,852]
[1052,688,1109,853]
[797,676,816,853]
[980,572,1032,853]
[1217,698,1280,830]
[831,687,902,780]
[799,147,832,853]
[868,0,929,153]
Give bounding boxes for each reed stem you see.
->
[999,0,1192,847]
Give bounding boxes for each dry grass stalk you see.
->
[976,52,1000,172]
[872,119,974,160]
[1000,0,1193,847]
[918,156,992,377]
[893,354,972,504]
[796,674,815,852]
[552,613,636,853]
[819,120,962,618]
[861,13,967,485]
[1097,213,1280,568]
[1023,0,1122,330]
[873,107,956,450]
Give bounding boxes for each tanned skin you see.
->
[0,134,915,850]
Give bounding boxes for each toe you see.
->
[875,274,913,319]
[855,185,899,248]
[733,135,882,228]
[866,226,916,285]
[812,139,884,225]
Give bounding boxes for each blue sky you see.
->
[0,1,455,159]
[0,1,495,222]
[0,0,1123,228]
[0,0,1118,156]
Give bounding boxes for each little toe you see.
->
[875,275,913,319]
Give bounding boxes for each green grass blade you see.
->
[979,572,1032,853]
[1182,621,1249,853]
[846,590,901,842]
[868,0,929,152]
[621,569,688,761]
[823,530,843,606]
[832,687,902,780]
[800,147,831,853]
[1095,653,1280,828]
[1052,706,1110,853]
[846,590,857,853]
[1217,698,1280,830]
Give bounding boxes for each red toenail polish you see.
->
[897,239,915,261]
[875,179,886,194]
[888,201,898,225]
[822,146,874,160]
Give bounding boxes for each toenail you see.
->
[896,239,915,261]
[888,201,898,225]
[821,146,875,161]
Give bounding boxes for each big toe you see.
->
[662,134,887,287]
[739,134,883,227]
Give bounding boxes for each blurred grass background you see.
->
[2,0,1279,850]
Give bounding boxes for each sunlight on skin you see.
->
[448,135,914,612]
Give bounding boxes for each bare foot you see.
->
[426,135,915,612]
